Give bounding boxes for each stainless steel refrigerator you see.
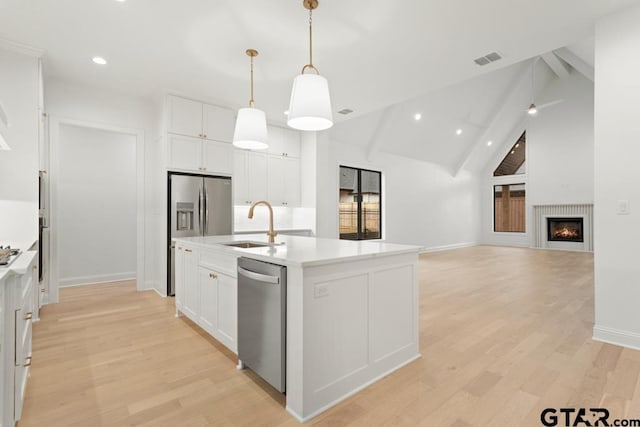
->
[168,172,232,295]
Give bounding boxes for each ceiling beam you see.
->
[541,52,571,79]
[366,105,397,161]
[553,47,594,82]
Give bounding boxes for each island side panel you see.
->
[296,252,420,421]
[285,265,305,420]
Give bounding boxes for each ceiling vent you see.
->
[338,108,354,115]
[474,51,502,66]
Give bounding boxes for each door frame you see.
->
[48,116,146,303]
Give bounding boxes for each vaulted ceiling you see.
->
[0,0,633,127]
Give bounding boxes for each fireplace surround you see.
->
[533,204,593,252]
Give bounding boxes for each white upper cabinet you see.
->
[267,155,300,207]
[203,104,235,143]
[233,150,268,206]
[166,95,235,174]
[202,140,233,175]
[267,125,300,158]
[168,96,204,138]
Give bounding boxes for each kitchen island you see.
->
[173,234,421,422]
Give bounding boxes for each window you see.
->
[339,166,381,240]
[494,184,526,232]
[494,131,526,176]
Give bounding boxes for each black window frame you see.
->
[339,166,382,241]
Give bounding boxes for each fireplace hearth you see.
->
[547,217,584,243]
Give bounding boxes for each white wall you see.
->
[593,4,640,350]
[0,47,40,245]
[317,132,480,250]
[480,71,594,247]
[57,125,137,286]
[45,78,162,292]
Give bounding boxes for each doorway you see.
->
[49,118,145,303]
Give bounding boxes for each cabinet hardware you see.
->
[24,356,32,368]
[41,289,45,293]
[203,134,207,139]
[33,265,37,270]
[24,312,33,321]
[209,272,218,279]
[177,246,183,250]
[185,249,193,253]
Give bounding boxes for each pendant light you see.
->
[287,0,333,131]
[527,57,539,116]
[233,49,269,150]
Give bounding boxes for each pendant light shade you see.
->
[287,73,333,131]
[233,49,269,150]
[287,0,333,131]
[233,107,268,150]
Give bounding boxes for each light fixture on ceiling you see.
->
[487,141,493,146]
[527,57,538,115]
[284,110,290,116]
[456,128,463,135]
[233,49,269,150]
[414,113,422,121]
[92,56,107,65]
[287,0,333,131]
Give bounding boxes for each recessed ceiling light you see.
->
[115,0,126,2]
[487,141,493,146]
[515,143,520,148]
[414,113,422,121]
[284,110,290,116]
[92,56,107,65]
[511,150,516,154]
[456,129,463,136]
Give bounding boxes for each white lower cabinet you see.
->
[175,245,238,353]
[2,251,36,427]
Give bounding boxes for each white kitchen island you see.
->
[173,234,421,422]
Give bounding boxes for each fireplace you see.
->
[547,217,584,243]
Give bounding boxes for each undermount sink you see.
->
[222,241,284,249]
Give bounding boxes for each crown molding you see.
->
[0,36,45,58]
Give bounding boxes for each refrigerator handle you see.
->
[199,183,204,233]
[204,185,210,234]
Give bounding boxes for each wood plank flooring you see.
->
[19,246,640,426]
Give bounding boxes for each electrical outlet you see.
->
[617,200,630,215]
[314,283,329,298]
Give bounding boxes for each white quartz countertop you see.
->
[173,234,421,267]
[0,249,37,281]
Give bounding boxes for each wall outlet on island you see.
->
[314,283,329,298]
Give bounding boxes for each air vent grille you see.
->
[338,108,354,115]
[474,51,502,66]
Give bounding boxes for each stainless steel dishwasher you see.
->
[237,257,287,393]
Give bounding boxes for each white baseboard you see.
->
[59,272,136,287]
[593,325,640,351]
[420,242,477,254]
[150,286,167,298]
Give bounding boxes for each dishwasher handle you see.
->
[238,266,280,284]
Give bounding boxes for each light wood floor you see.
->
[20,246,640,426]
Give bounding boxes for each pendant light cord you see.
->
[309,8,313,67]
[302,6,319,75]
[249,54,255,108]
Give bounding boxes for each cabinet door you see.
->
[217,272,237,349]
[233,150,249,205]
[282,128,301,158]
[169,134,202,172]
[266,125,285,156]
[168,96,203,138]
[198,267,218,335]
[283,157,301,207]
[174,246,185,310]
[202,140,233,174]
[182,248,199,321]
[267,155,286,206]
[248,152,268,203]
[203,104,235,143]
